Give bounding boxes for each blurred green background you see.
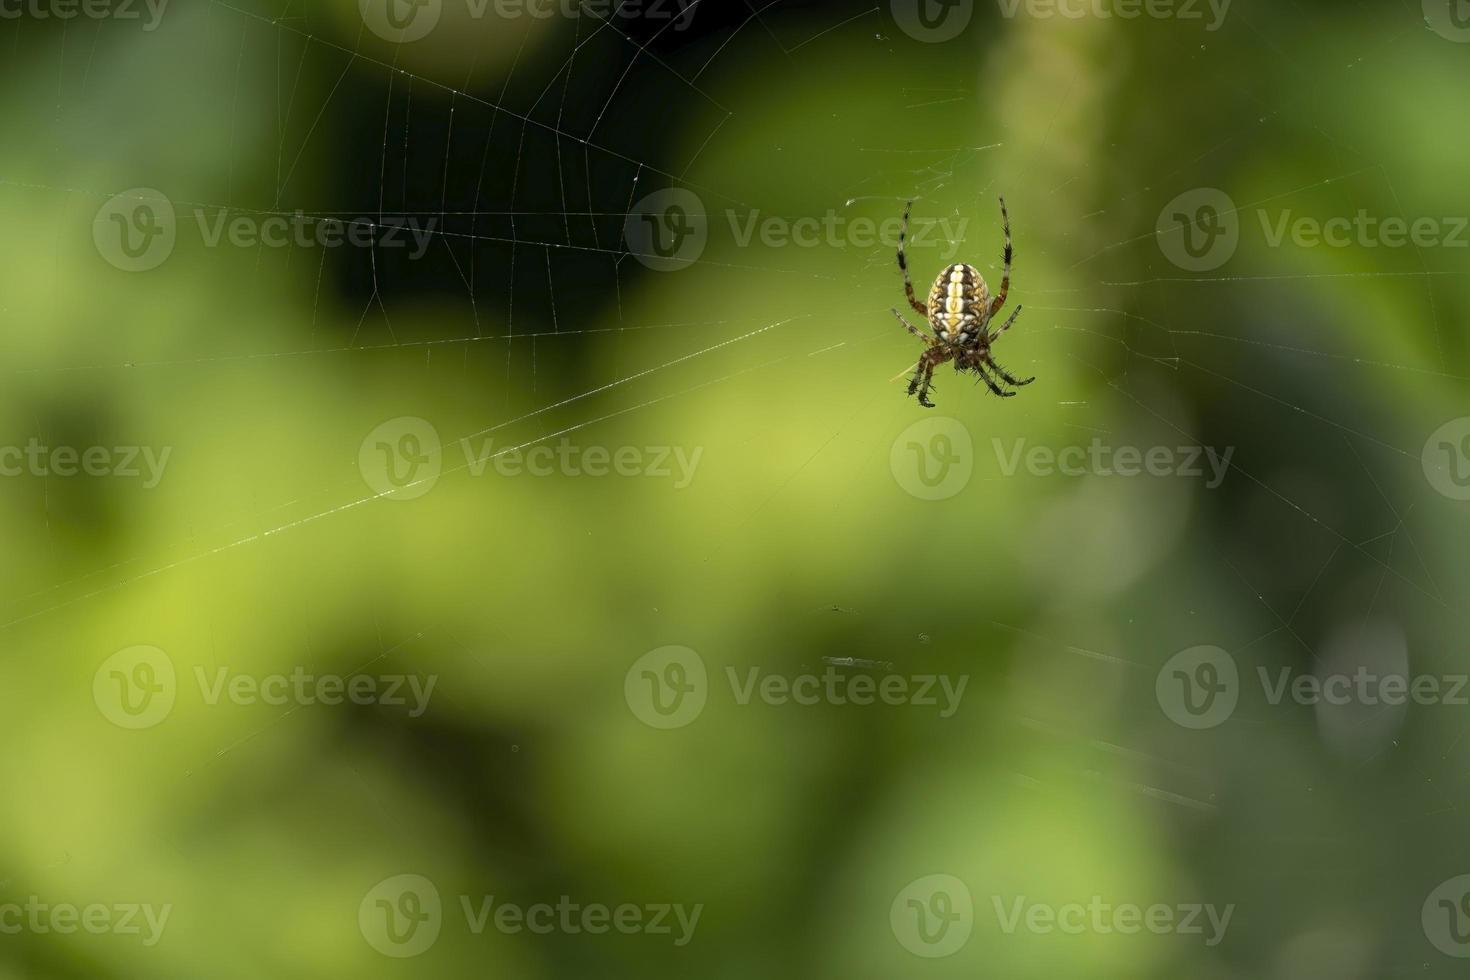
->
[3,0,1470,976]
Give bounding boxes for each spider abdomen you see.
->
[927,263,990,344]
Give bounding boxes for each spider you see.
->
[891,197,1034,408]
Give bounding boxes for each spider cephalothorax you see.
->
[891,197,1033,408]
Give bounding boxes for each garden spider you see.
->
[892,197,1033,408]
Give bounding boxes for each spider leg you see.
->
[907,346,952,408]
[987,196,1012,319]
[982,353,1035,387]
[897,200,928,316]
[973,359,1016,398]
[890,307,932,345]
[987,303,1023,341]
